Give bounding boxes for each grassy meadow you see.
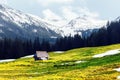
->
[0,44,120,80]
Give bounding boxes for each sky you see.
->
[0,0,120,22]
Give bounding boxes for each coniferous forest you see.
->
[0,20,120,59]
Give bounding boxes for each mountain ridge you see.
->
[0,4,107,40]
[0,4,61,40]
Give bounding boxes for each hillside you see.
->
[0,44,120,80]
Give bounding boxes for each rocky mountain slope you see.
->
[0,4,60,40]
[0,4,107,40]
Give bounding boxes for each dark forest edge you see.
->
[0,19,120,59]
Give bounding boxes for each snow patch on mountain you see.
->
[0,24,3,26]
[0,30,4,33]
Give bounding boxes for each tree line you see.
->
[55,20,120,50]
[0,38,51,59]
[0,20,120,59]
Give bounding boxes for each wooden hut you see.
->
[34,51,49,60]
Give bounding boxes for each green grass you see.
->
[0,44,120,80]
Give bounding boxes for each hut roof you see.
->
[36,51,49,58]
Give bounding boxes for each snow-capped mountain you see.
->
[0,4,60,40]
[48,15,107,37]
[0,4,107,40]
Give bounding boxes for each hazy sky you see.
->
[1,0,120,21]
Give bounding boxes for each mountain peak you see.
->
[0,4,60,40]
[115,16,120,21]
[0,4,6,9]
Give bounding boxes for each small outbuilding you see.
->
[33,51,49,60]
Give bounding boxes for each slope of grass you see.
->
[0,44,120,80]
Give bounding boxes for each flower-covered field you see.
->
[0,44,120,80]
